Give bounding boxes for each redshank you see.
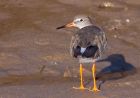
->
[56,15,107,92]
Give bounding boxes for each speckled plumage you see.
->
[56,15,107,91]
[70,25,107,62]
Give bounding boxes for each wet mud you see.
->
[0,0,139,98]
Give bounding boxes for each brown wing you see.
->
[70,34,80,57]
[93,31,107,58]
[70,26,107,58]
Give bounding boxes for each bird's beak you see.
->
[56,22,76,29]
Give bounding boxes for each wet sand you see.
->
[0,0,139,98]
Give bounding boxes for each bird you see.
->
[56,15,107,92]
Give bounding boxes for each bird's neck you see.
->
[78,24,93,29]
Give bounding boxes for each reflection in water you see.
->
[96,54,136,89]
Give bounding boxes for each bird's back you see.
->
[76,25,102,47]
[70,25,107,62]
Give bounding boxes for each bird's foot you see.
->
[73,85,88,90]
[88,87,100,92]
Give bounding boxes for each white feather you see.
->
[81,47,86,53]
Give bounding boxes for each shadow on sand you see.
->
[96,54,137,89]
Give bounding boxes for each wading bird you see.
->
[56,15,107,92]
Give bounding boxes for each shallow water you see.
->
[0,0,139,98]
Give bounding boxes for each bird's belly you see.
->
[79,57,99,63]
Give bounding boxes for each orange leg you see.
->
[73,64,86,90]
[91,63,100,92]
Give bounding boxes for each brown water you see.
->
[0,0,139,98]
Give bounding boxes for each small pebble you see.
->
[99,2,114,8]
[54,62,58,65]
[125,82,131,85]
[126,19,130,23]
[114,35,117,38]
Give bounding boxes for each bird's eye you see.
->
[80,19,83,21]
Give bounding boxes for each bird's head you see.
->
[56,15,93,29]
